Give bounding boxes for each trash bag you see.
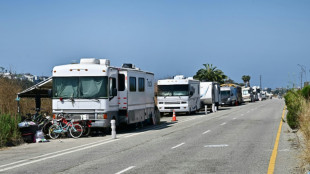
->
[35,130,49,143]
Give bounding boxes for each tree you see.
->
[194,64,227,84]
[224,78,235,84]
[242,75,251,87]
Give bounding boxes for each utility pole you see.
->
[260,75,262,89]
[300,72,303,89]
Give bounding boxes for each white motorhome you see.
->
[157,75,200,115]
[242,87,254,102]
[52,58,160,130]
[200,82,221,112]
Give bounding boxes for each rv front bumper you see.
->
[243,98,251,102]
[158,104,190,113]
[221,98,232,105]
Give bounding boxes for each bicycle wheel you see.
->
[69,124,83,138]
[48,124,60,139]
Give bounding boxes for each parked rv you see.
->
[266,92,273,99]
[261,91,267,100]
[236,86,243,104]
[200,82,221,112]
[157,75,200,115]
[242,87,254,102]
[52,58,160,131]
[252,86,262,101]
[220,85,237,106]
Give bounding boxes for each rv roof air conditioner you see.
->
[122,63,135,69]
[80,58,100,64]
[100,59,110,66]
[174,75,185,80]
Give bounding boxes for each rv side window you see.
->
[129,77,136,92]
[109,78,117,96]
[138,78,145,92]
[118,74,125,91]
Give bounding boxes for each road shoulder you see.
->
[275,113,303,174]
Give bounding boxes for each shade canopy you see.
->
[18,77,53,98]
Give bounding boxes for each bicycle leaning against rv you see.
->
[48,116,83,139]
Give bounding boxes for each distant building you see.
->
[0,72,49,84]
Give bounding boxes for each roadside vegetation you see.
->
[284,85,310,167]
[0,77,51,148]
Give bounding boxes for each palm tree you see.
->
[242,75,251,87]
[194,64,227,84]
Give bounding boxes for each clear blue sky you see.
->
[1,0,310,89]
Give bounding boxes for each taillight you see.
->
[53,114,56,119]
[60,97,63,101]
[103,114,108,119]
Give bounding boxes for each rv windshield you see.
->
[158,85,189,96]
[221,90,230,98]
[243,90,249,95]
[53,77,108,99]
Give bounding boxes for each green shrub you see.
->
[284,90,303,129]
[286,112,299,129]
[0,113,21,147]
[301,85,310,100]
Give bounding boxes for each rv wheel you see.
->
[152,109,160,125]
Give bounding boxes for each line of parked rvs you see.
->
[18,58,273,131]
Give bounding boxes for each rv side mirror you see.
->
[112,88,117,96]
[190,91,194,96]
[48,89,53,98]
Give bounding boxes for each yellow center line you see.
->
[267,106,286,174]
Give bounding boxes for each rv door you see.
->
[108,69,118,110]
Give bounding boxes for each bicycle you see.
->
[48,117,83,139]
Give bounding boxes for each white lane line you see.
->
[171,142,185,149]
[204,144,229,148]
[178,117,197,123]
[124,132,145,138]
[115,166,136,174]
[241,114,244,116]
[0,135,127,169]
[0,139,119,172]
[202,130,211,134]
[233,118,237,120]
[220,122,226,126]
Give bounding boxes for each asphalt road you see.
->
[0,99,293,174]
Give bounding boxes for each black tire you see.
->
[48,124,60,139]
[70,124,83,138]
[83,127,91,137]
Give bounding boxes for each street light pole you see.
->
[297,64,306,88]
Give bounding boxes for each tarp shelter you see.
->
[17,77,53,112]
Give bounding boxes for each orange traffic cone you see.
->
[172,110,177,121]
